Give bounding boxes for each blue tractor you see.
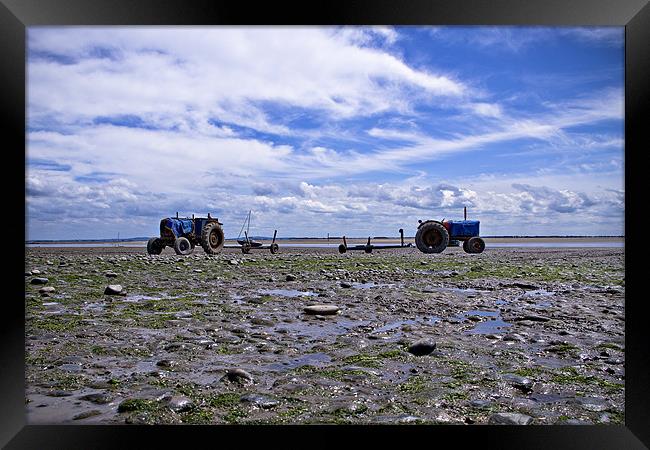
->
[415,207,485,254]
[147,213,225,255]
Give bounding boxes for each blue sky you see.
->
[26,26,624,240]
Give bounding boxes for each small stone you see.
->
[488,412,533,425]
[229,260,238,265]
[165,395,194,412]
[303,305,340,315]
[224,368,254,384]
[73,410,102,420]
[193,269,203,273]
[105,272,119,278]
[340,282,352,288]
[513,315,550,322]
[240,394,279,409]
[407,341,436,356]
[31,277,49,285]
[104,285,123,295]
[156,359,174,368]
[502,374,533,392]
[286,274,297,281]
[80,392,111,404]
[469,399,492,409]
[251,317,275,326]
[39,286,56,294]
[46,390,73,397]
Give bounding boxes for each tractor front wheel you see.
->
[174,237,193,255]
[465,237,485,254]
[415,221,449,254]
[147,237,164,255]
[270,243,279,254]
[201,222,225,255]
[241,243,251,254]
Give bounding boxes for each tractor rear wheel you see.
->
[147,237,164,255]
[201,222,225,255]
[270,243,279,254]
[338,244,347,254]
[462,239,470,253]
[465,237,485,254]
[241,243,251,254]
[415,221,449,253]
[174,237,193,255]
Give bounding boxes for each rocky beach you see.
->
[24,245,625,425]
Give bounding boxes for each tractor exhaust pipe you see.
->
[272,229,277,244]
[399,228,404,247]
[464,206,467,221]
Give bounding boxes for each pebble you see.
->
[105,272,119,278]
[73,410,102,420]
[229,260,239,265]
[31,278,49,285]
[502,373,534,392]
[340,282,352,288]
[286,274,297,281]
[80,392,111,404]
[31,269,41,275]
[488,412,533,425]
[104,285,124,295]
[224,368,254,384]
[164,395,194,412]
[39,286,56,294]
[407,341,436,356]
[240,394,279,409]
[303,305,340,315]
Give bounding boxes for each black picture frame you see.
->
[2,0,647,448]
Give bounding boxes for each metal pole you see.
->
[464,206,467,221]
[399,228,404,247]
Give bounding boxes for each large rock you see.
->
[303,305,340,316]
[407,341,437,356]
[31,278,49,285]
[488,412,533,425]
[39,286,56,294]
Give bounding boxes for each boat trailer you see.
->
[224,229,280,254]
[338,229,412,254]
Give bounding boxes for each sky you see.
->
[26,26,625,240]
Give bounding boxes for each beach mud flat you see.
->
[24,246,624,425]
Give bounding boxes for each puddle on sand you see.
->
[457,310,512,334]
[265,352,331,371]
[258,289,318,298]
[523,289,554,297]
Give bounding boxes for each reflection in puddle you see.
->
[258,289,318,297]
[457,310,512,334]
[523,289,554,297]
